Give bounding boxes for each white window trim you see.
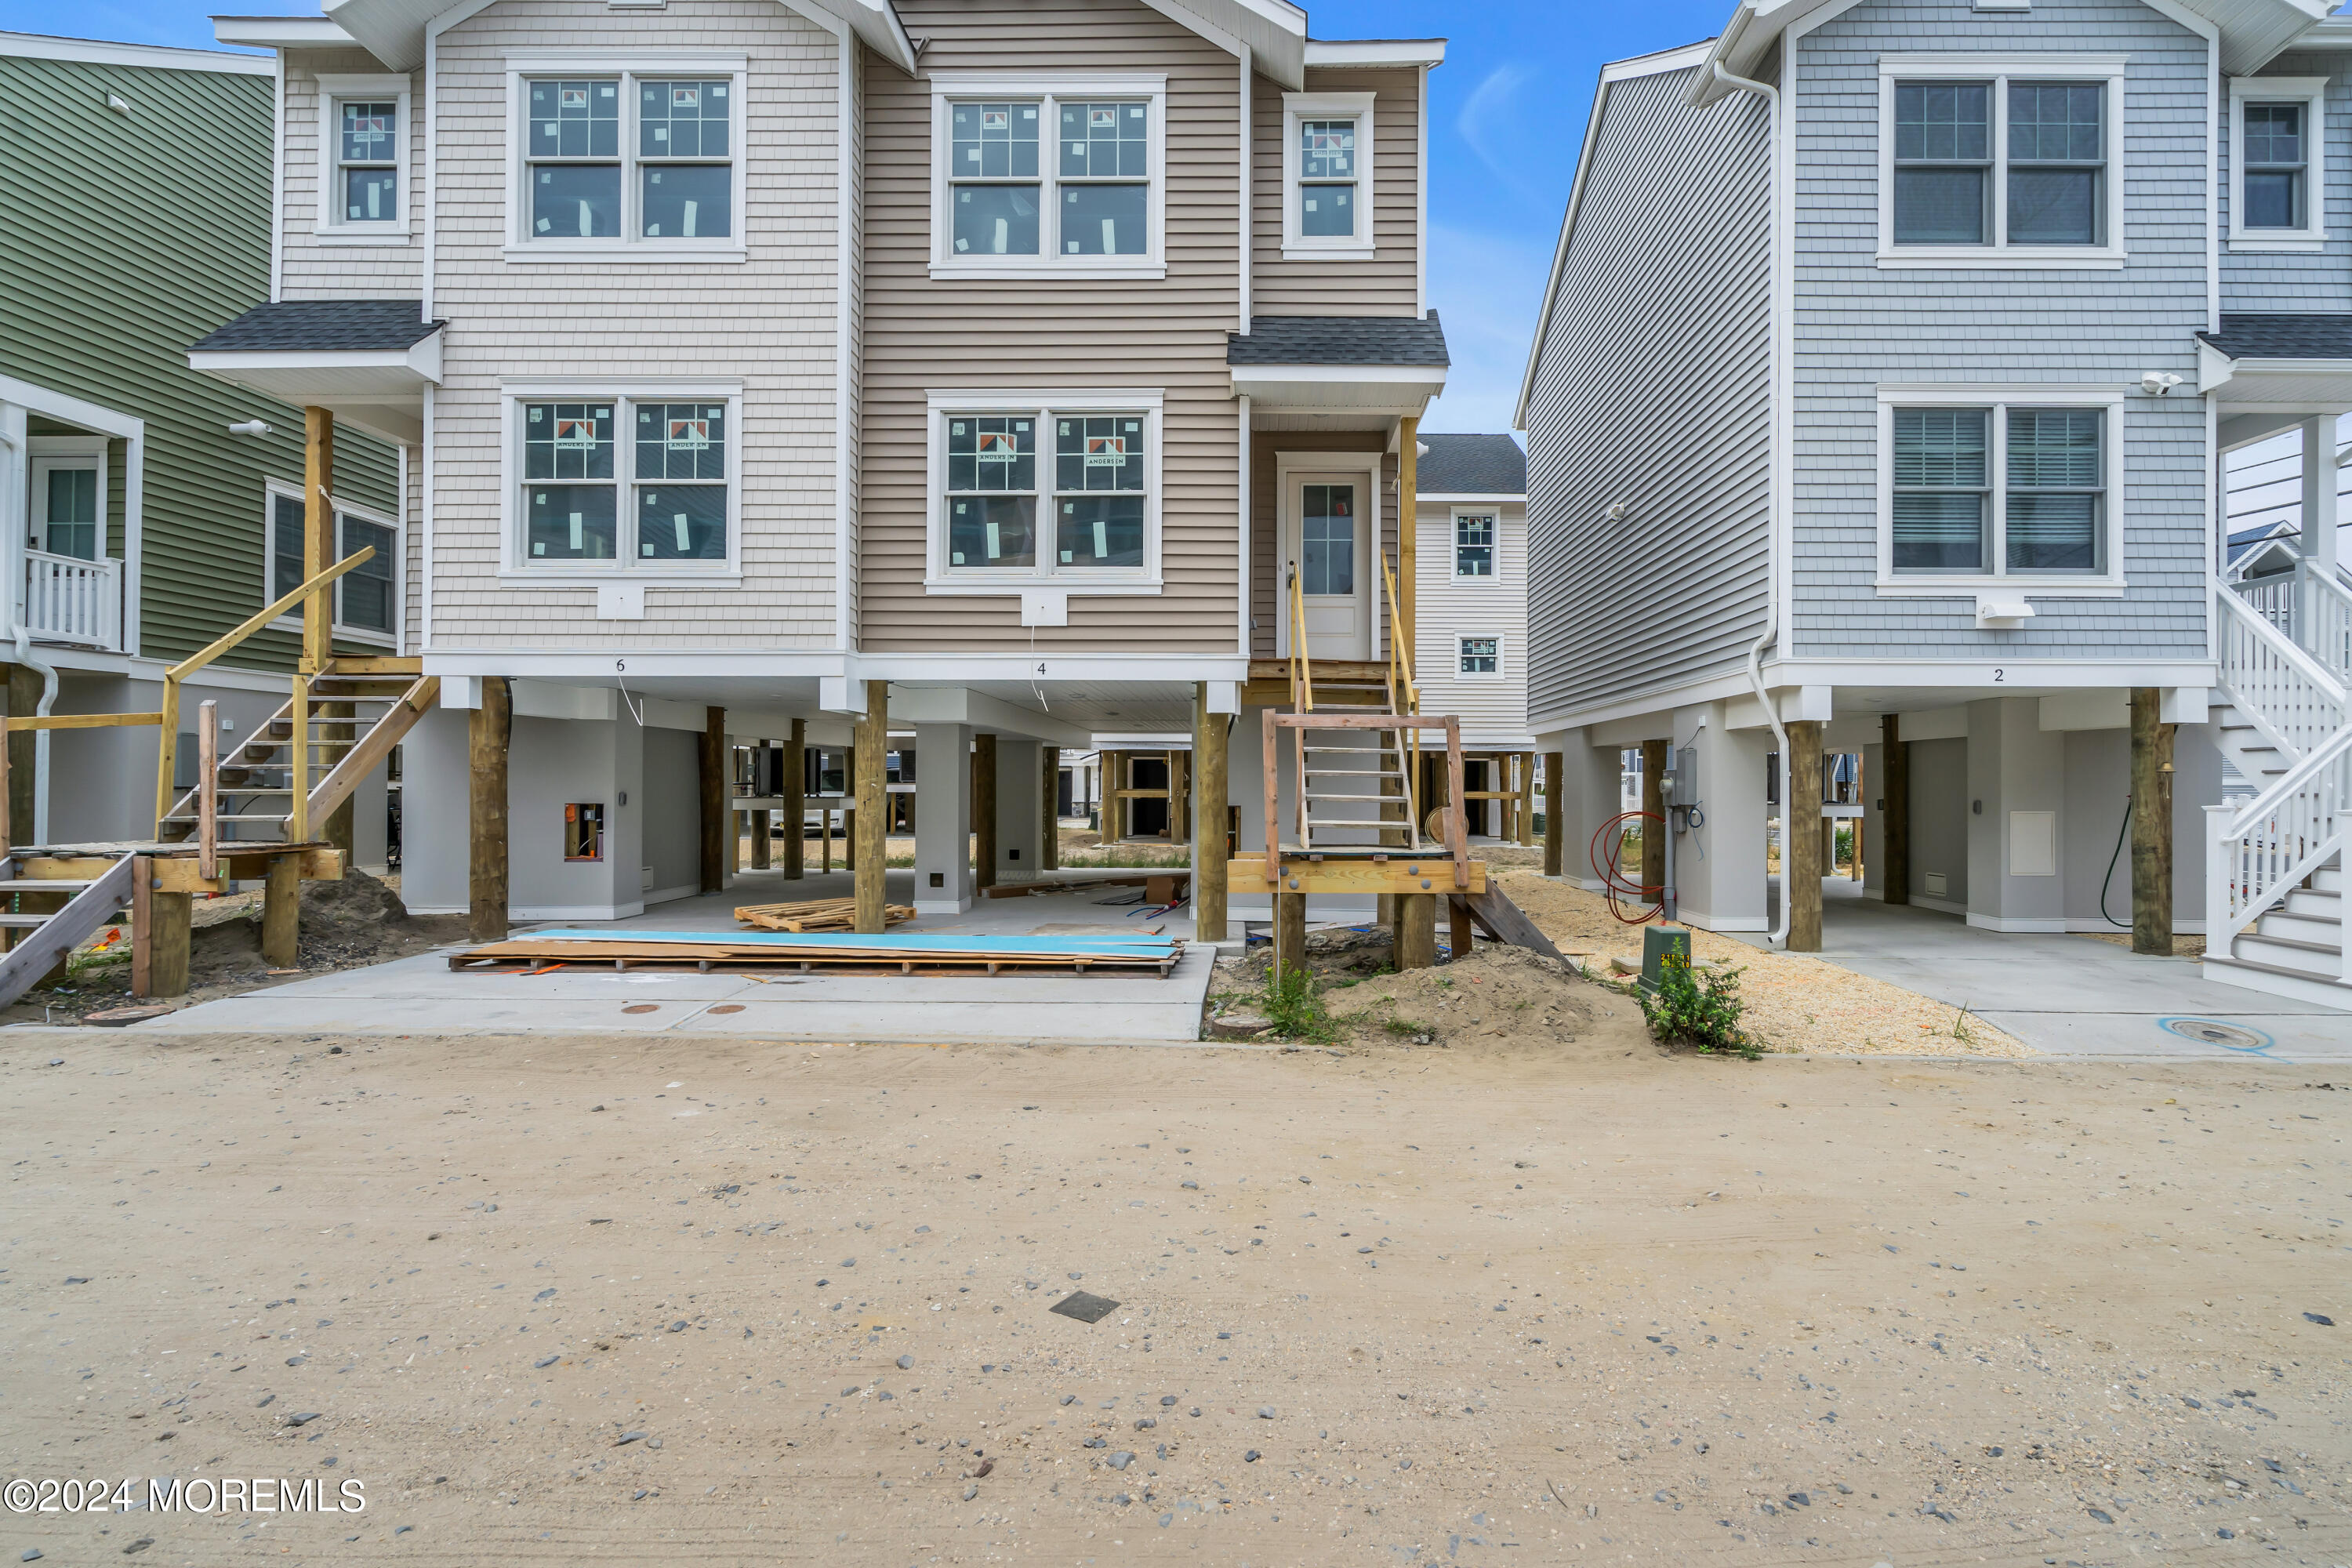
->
[501,50,750,264]
[1450,506,1501,583]
[2229,76,2328,252]
[27,436,107,559]
[262,479,403,646]
[1872,383,2127,595]
[314,72,413,243]
[923,387,1166,594]
[496,379,746,583]
[1455,631,1504,681]
[926,72,1169,281]
[1281,90,1377,260]
[1876,53,2130,270]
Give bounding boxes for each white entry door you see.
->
[1285,472,1369,660]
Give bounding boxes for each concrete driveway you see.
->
[1747,891,2352,1062]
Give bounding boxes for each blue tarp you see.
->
[519,928,1181,956]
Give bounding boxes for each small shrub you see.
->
[1639,959,1759,1058]
[1264,963,1337,1044]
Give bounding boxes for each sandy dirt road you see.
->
[2,1006,2346,1566]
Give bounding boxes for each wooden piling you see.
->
[1542,750,1564,877]
[467,676,510,944]
[261,852,299,967]
[1041,745,1060,872]
[1193,684,1228,942]
[1881,713,1909,905]
[1396,891,1438,969]
[1639,738,1668,902]
[973,732,998,891]
[1785,720,1824,953]
[855,678,887,934]
[782,718,805,880]
[699,706,726,894]
[2130,687,2175,956]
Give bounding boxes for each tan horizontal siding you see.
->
[426,0,843,651]
[856,0,1241,656]
[1250,64,1420,317]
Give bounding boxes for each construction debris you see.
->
[451,927,1185,977]
[733,898,914,932]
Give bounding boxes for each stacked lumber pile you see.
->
[451,927,1185,977]
[734,897,914,932]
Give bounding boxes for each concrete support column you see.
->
[2131,687,2176,955]
[913,722,971,915]
[1784,719,1824,952]
[1563,731,1621,888]
[1964,695,2067,932]
[1673,708,1769,933]
[994,734,1040,884]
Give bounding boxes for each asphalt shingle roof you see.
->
[2198,313,2352,360]
[1227,311,1450,367]
[1415,433,1524,496]
[191,299,445,353]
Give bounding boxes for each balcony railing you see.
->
[21,550,121,651]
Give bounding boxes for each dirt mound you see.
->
[187,867,465,989]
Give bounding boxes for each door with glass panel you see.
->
[30,457,100,560]
[1286,474,1368,660]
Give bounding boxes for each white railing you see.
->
[2230,564,2352,681]
[2215,583,2345,765]
[2206,720,2352,960]
[21,550,120,651]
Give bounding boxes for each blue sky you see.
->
[5,0,1732,434]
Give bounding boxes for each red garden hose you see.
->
[1590,809,1664,925]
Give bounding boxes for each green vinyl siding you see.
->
[0,49,397,670]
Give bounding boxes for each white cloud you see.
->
[1421,220,1553,435]
[1455,65,1542,198]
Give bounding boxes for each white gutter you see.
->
[1712,59,1792,950]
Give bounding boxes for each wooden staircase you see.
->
[158,659,437,846]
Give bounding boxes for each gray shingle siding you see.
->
[1523,62,1773,724]
[1791,0,2210,661]
[2220,52,2352,312]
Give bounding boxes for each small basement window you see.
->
[565,801,606,860]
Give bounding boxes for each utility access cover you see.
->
[1050,1290,1121,1324]
[2158,1017,2273,1053]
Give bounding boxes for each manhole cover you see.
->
[622,1004,660,1015]
[708,1004,745,1014]
[2158,1017,2273,1052]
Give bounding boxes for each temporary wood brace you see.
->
[1261,710,1468,888]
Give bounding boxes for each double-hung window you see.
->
[508,390,739,575]
[1881,390,2119,583]
[931,74,1166,278]
[1282,92,1376,256]
[314,74,411,240]
[507,53,745,258]
[2230,78,2328,249]
[1453,512,1497,578]
[1879,56,2125,267]
[929,394,1161,587]
[263,485,400,644]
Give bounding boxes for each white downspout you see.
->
[1713,60,1792,949]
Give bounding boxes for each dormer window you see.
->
[314,74,411,241]
[927,73,1168,279]
[2230,78,2328,251]
[1282,92,1376,258]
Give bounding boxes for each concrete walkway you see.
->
[1740,891,2352,1062]
[130,866,1216,1043]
